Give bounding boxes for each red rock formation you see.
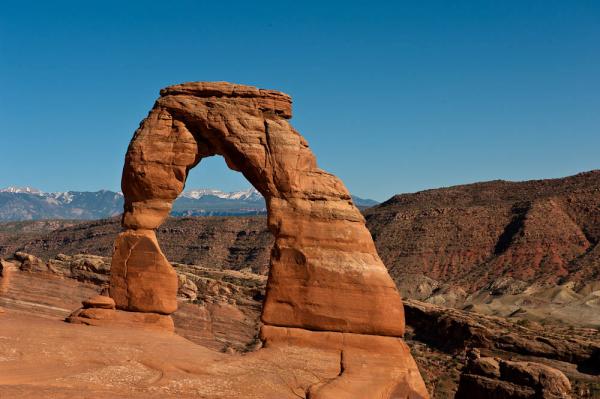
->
[82,294,115,309]
[110,230,178,314]
[68,306,175,332]
[262,325,428,397]
[104,81,427,397]
[112,81,405,336]
[365,171,600,292]
[455,349,572,399]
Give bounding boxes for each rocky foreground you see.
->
[1,252,598,397]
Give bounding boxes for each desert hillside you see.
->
[2,172,599,323]
[365,170,600,291]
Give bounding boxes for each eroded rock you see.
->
[261,325,429,398]
[109,229,178,314]
[82,294,115,310]
[102,81,426,397]
[14,252,47,272]
[111,81,407,336]
[456,350,572,399]
[67,307,174,332]
[177,274,198,301]
[404,299,600,366]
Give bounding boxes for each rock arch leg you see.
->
[109,107,203,314]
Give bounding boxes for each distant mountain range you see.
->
[0,186,379,221]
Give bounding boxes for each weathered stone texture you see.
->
[106,81,426,397]
[112,81,404,336]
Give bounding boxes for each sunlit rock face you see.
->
[109,81,428,398]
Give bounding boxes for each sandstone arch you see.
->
[84,82,431,397]
[110,81,406,337]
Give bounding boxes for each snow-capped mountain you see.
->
[0,186,378,221]
[0,188,125,221]
[181,187,263,201]
[0,186,44,195]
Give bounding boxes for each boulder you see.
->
[67,307,174,332]
[14,252,47,273]
[44,254,112,284]
[177,274,198,301]
[455,350,572,399]
[82,295,116,310]
[109,229,178,314]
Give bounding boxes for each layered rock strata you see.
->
[261,325,428,398]
[455,349,572,399]
[99,81,427,397]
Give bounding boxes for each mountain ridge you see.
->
[1,170,599,327]
[0,186,379,221]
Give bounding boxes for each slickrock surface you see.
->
[0,311,370,399]
[0,256,99,318]
[1,252,266,352]
[2,253,600,397]
[261,325,428,398]
[1,253,428,398]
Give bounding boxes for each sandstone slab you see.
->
[82,294,115,310]
[455,350,572,399]
[1,312,423,399]
[67,307,174,332]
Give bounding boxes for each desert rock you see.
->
[261,325,429,398]
[110,229,178,314]
[112,82,405,336]
[103,81,426,397]
[14,251,46,272]
[455,350,572,399]
[82,294,115,309]
[177,273,198,301]
[67,307,175,332]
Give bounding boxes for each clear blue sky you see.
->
[1,1,598,201]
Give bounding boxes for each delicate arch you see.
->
[110,82,405,337]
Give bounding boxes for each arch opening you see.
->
[164,154,271,277]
